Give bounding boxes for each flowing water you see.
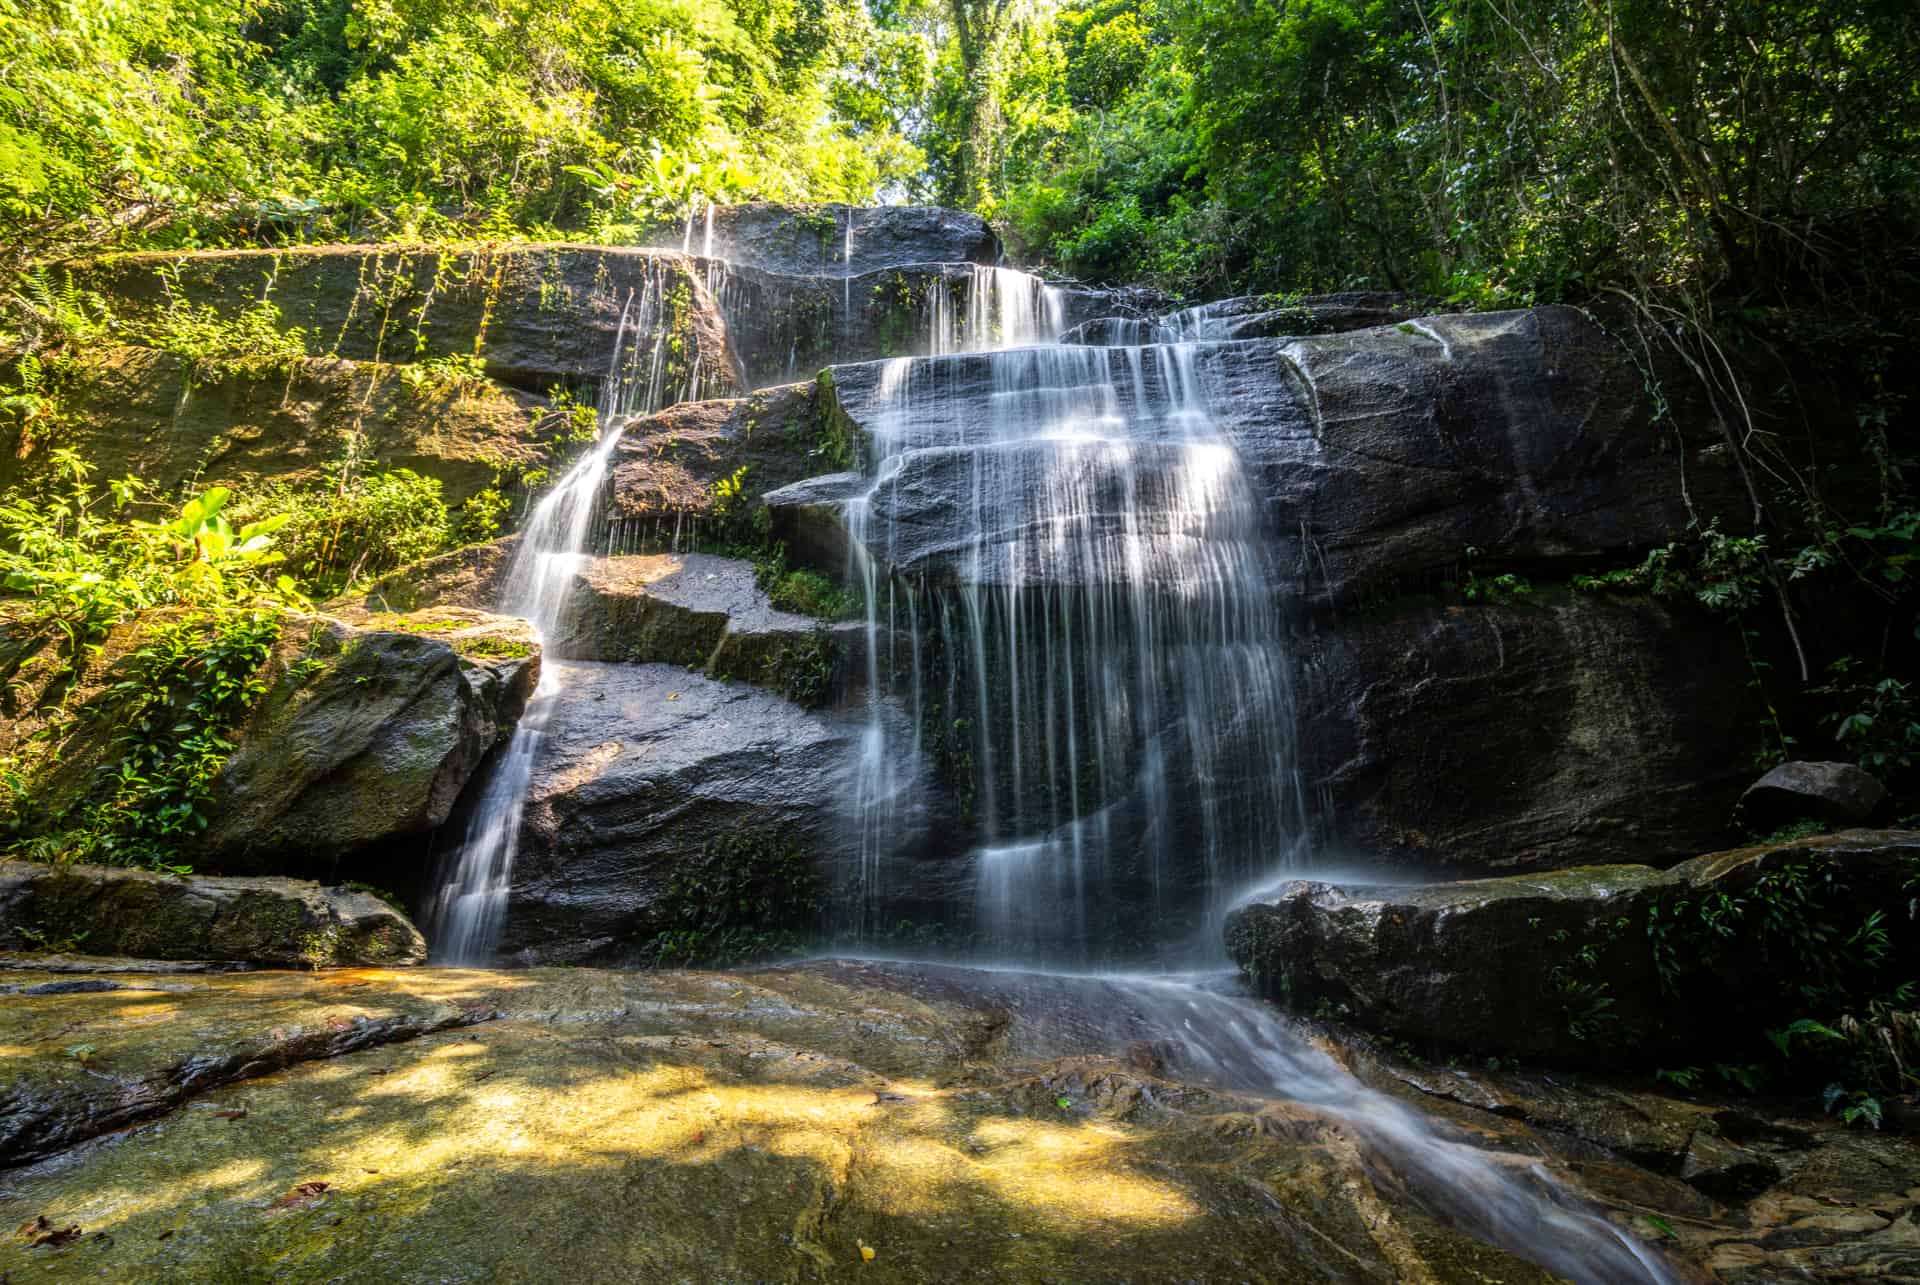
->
[421,217,1677,1280]
[843,338,1310,960]
[424,266,683,963]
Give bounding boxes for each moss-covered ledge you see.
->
[0,860,427,968]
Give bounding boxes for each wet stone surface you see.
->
[0,959,1914,1282]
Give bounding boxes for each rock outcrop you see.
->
[1060,291,1430,344]
[70,244,743,394]
[3,957,1911,1282]
[1737,760,1889,831]
[1225,829,1920,1066]
[205,612,538,874]
[0,860,426,969]
[0,346,547,508]
[496,662,869,965]
[1296,593,1763,870]
[0,608,537,880]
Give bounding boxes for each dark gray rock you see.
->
[1681,1132,1781,1202]
[675,203,1000,277]
[1061,293,1431,345]
[0,859,427,967]
[206,614,539,873]
[544,552,852,707]
[605,381,835,545]
[785,307,1734,605]
[1225,829,1920,1067]
[1737,760,1888,831]
[500,662,864,964]
[1297,593,1764,872]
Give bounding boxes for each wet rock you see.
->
[1683,1132,1783,1202]
[794,307,1732,602]
[0,960,1669,1282]
[0,860,426,975]
[0,346,547,508]
[1061,292,1431,344]
[763,469,867,570]
[497,662,870,964]
[70,244,744,393]
[204,612,539,873]
[0,963,485,1167]
[1226,829,1920,1067]
[1298,593,1763,871]
[1738,761,1888,831]
[604,380,836,543]
[543,553,852,705]
[677,202,1000,276]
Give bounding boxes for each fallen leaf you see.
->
[691,1130,705,1144]
[214,1108,247,1121]
[157,1230,174,1241]
[367,1067,391,1076]
[28,1216,81,1248]
[858,1240,876,1262]
[665,692,680,701]
[268,1181,332,1211]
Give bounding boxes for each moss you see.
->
[637,827,825,965]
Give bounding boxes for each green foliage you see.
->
[257,467,451,599]
[137,266,307,379]
[0,456,301,663]
[0,0,925,260]
[42,611,282,869]
[639,828,823,965]
[1644,858,1916,1111]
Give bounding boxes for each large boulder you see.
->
[0,860,426,967]
[1226,829,1920,1067]
[495,662,866,965]
[1297,592,1764,871]
[205,612,539,874]
[1737,760,1888,831]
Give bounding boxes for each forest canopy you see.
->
[4,0,1916,314]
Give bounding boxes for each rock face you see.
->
[1225,829,1920,1066]
[70,244,744,394]
[0,860,426,969]
[791,306,1731,604]
[543,553,851,705]
[1737,761,1888,830]
[497,662,867,964]
[673,202,1000,276]
[605,379,838,542]
[1060,291,1431,344]
[204,613,538,875]
[767,305,1752,875]
[1297,593,1764,870]
[0,346,546,508]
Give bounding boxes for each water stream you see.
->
[423,215,1678,1280]
[424,267,681,963]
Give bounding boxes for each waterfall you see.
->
[844,339,1308,961]
[423,266,681,964]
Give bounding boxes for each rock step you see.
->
[0,861,428,971]
[1226,829,1920,1067]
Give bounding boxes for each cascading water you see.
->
[424,267,682,964]
[845,340,1310,960]
[830,276,1677,1282]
